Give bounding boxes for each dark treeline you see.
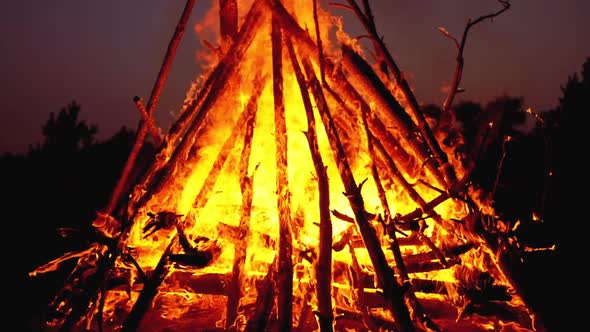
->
[5,57,586,331]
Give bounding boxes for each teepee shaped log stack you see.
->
[31,0,544,331]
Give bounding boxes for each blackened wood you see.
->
[271,10,293,331]
[245,259,278,332]
[286,37,334,332]
[301,57,415,332]
[121,238,176,332]
[192,76,264,209]
[225,76,260,329]
[130,0,267,214]
[105,0,196,218]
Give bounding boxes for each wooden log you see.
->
[219,0,238,45]
[344,0,457,185]
[286,37,334,332]
[102,0,196,220]
[129,0,267,213]
[271,11,293,331]
[192,75,264,209]
[300,57,415,332]
[245,259,278,332]
[122,237,176,332]
[340,44,448,190]
[226,78,259,329]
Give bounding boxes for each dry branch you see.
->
[226,80,260,328]
[101,0,195,221]
[286,37,334,332]
[271,10,294,331]
[440,0,511,112]
[340,0,457,185]
[300,56,415,332]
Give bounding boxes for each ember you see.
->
[30,0,548,331]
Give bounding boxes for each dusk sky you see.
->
[2,0,589,154]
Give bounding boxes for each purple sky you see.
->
[2,0,589,154]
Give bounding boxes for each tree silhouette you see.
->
[30,100,98,156]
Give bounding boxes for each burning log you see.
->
[271,11,294,331]
[245,258,278,332]
[192,75,265,209]
[130,0,268,212]
[286,37,334,332]
[226,75,259,328]
[122,238,176,332]
[300,55,415,331]
[340,44,449,190]
[339,0,458,186]
[102,0,196,220]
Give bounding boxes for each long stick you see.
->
[104,0,196,218]
[130,0,267,212]
[286,38,334,332]
[225,77,261,329]
[342,0,456,185]
[271,9,293,331]
[121,236,176,332]
[301,57,415,332]
[192,77,265,209]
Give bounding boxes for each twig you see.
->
[491,135,511,201]
[440,0,511,113]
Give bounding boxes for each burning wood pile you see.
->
[30,0,545,331]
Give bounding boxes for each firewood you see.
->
[226,81,259,329]
[300,55,415,331]
[342,0,457,186]
[340,45,449,190]
[192,75,264,209]
[122,237,176,332]
[245,258,278,332]
[129,0,268,213]
[271,11,294,331]
[101,0,196,221]
[286,37,334,332]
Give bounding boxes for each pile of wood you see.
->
[30,0,546,331]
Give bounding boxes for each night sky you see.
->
[2,0,589,154]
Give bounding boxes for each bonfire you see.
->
[30,0,547,331]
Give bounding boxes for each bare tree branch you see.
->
[441,0,511,113]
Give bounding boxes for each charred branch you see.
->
[130,0,267,214]
[122,238,176,332]
[226,80,259,329]
[301,56,415,331]
[338,0,457,185]
[271,11,294,331]
[286,37,334,332]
